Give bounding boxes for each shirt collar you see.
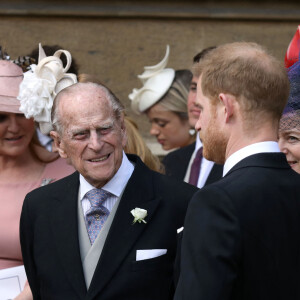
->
[223,141,280,177]
[80,151,135,199]
[195,133,203,151]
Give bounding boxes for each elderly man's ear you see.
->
[50,131,68,158]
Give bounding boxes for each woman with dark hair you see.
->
[129,46,194,151]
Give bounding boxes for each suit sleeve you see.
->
[20,195,42,300]
[174,186,241,300]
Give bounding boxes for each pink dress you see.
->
[0,157,74,270]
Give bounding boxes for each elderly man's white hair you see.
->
[51,82,124,134]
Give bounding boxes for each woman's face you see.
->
[146,103,192,150]
[0,112,35,158]
[278,128,300,174]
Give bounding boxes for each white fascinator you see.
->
[17,43,77,134]
[129,45,175,114]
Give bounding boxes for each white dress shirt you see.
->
[184,134,215,188]
[79,152,134,217]
[223,141,280,177]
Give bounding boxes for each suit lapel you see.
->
[86,156,161,299]
[163,142,195,179]
[50,172,87,299]
[176,142,195,179]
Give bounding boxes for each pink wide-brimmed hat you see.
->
[0,60,23,114]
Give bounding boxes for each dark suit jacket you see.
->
[174,153,300,300]
[162,142,223,186]
[20,154,197,300]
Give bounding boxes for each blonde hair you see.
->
[158,69,192,120]
[124,117,163,173]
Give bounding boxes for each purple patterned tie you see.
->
[85,189,110,245]
[188,147,203,186]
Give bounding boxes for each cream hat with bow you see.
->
[129,45,175,114]
[18,43,77,134]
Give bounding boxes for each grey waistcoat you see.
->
[77,194,122,288]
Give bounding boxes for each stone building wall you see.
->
[0,0,299,154]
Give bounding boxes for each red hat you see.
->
[285,25,300,68]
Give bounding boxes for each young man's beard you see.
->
[202,119,227,165]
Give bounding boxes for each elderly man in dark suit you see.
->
[20,82,197,300]
[163,47,223,188]
[174,42,300,300]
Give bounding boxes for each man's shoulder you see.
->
[198,152,300,209]
[147,168,198,213]
[154,169,198,194]
[22,171,78,218]
[128,154,198,201]
[27,171,78,198]
[162,143,196,179]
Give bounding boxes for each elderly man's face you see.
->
[54,90,126,188]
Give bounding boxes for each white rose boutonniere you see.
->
[131,208,147,224]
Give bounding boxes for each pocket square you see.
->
[177,227,184,234]
[136,249,167,261]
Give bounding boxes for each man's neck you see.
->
[225,126,278,161]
